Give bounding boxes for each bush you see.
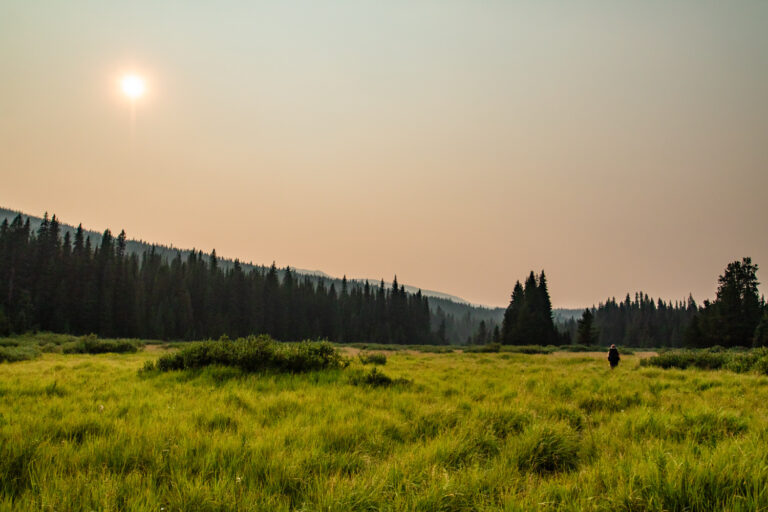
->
[154,335,349,373]
[358,351,387,365]
[642,348,768,374]
[0,345,40,363]
[61,335,141,354]
[753,356,768,375]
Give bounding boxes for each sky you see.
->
[1,1,767,308]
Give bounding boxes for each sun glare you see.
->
[120,74,146,99]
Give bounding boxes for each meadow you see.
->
[2,338,768,511]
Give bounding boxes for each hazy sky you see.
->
[1,1,767,308]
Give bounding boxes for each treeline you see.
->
[557,293,699,348]
[0,208,508,345]
[0,214,435,343]
[558,258,767,348]
[686,258,767,348]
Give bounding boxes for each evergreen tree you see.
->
[577,309,598,345]
[502,281,524,344]
[689,257,761,348]
[501,271,558,345]
[474,320,488,344]
[754,309,768,347]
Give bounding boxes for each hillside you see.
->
[2,207,514,343]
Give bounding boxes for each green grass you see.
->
[2,344,768,510]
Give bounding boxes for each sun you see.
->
[120,74,146,99]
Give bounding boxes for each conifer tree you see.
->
[577,308,598,345]
[502,281,524,345]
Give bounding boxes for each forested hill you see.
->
[0,207,510,343]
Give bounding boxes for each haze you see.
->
[1,1,767,308]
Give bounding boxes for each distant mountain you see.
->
[0,207,575,342]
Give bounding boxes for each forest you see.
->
[534,259,767,349]
[0,208,500,344]
[0,214,434,343]
[2,210,765,348]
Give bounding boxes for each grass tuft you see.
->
[348,367,410,387]
[358,351,387,365]
[516,424,580,474]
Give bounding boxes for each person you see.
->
[607,344,620,369]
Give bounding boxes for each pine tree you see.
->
[691,257,761,348]
[502,281,525,345]
[537,271,557,344]
[754,309,768,347]
[577,309,598,346]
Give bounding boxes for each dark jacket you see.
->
[608,348,620,365]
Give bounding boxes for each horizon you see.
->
[2,1,767,309]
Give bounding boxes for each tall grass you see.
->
[358,351,387,365]
[1,345,767,510]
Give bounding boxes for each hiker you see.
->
[607,344,620,369]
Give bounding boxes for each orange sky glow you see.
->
[1,1,767,307]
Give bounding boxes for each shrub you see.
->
[154,335,349,373]
[0,345,40,363]
[753,356,768,375]
[358,351,387,365]
[62,335,141,354]
[642,348,768,374]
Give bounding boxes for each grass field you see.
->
[2,341,768,511]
